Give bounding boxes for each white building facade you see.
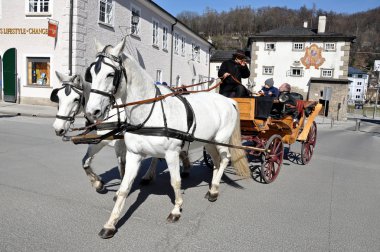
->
[0,0,213,105]
[247,16,355,96]
[347,67,369,103]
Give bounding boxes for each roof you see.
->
[310,78,350,84]
[247,26,356,44]
[210,50,235,62]
[348,67,368,75]
[210,50,251,62]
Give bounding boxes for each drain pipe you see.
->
[169,19,178,85]
[68,0,73,75]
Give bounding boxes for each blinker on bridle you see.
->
[85,45,126,104]
[50,76,85,122]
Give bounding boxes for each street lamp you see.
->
[131,12,139,34]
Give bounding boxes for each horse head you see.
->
[85,38,127,121]
[51,71,86,136]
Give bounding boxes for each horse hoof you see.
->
[180,171,190,178]
[167,213,181,223]
[204,191,218,202]
[98,228,116,239]
[95,182,107,194]
[140,178,151,186]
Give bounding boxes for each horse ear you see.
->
[55,71,67,82]
[72,75,83,88]
[95,38,104,53]
[111,37,126,56]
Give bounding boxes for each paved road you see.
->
[0,115,379,251]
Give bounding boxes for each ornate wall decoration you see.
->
[300,44,325,69]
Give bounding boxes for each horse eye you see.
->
[107,73,115,78]
[74,98,80,103]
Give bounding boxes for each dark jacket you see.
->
[218,59,250,94]
[261,86,279,97]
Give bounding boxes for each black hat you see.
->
[233,49,248,59]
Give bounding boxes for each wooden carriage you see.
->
[229,95,322,183]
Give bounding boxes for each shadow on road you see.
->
[96,158,250,230]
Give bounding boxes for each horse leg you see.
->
[205,145,227,202]
[114,140,126,179]
[140,158,158,185]
[165,151,183,222]
[99,151,143,239]
[82,142,108,193]
[180,151,191,178]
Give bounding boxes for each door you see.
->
[3,48,17,102]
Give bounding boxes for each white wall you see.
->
[0,0,69,101]
[77,0,211,88]
[252,41,346,92]
[0,0,211,104]
[348,74,368,102]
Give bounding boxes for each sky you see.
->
[153,0,380,15]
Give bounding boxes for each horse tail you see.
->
[229,104,250,178]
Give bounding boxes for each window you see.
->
[181,36,186,56]
[355,95,360,99]
[28,0,49,13]
[155,70,162,83]
[99,0,113,25]
[265,43,275,51]
[321,69,333,78]
[290,67,303,77]
[357,82,362,86]
[152,20,159,47]
[27,57,50,86]
[358,74,363,78]
[356,89,361,92]
[348,74,352,77]
[293,43,304,51]
[162,26,168,50]
[174,33,179,54]
[263,66,274,75]
[192,43,200,62]
[324,43,336,51]
[216,66,220,72]
[131,6,140,35]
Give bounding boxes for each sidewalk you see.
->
[0,101,57,118]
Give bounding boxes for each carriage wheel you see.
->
[261,134,284,184]
[203,147,214,169]
[301,121,317,165]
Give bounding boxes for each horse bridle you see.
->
[85,45,127,104]
[50,77,85,123]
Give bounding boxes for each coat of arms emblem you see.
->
[301,44,325,69]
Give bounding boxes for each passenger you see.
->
[259,78,279,97]
[278,83,299,126]
[218,49,250,98]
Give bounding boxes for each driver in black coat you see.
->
[218,49,250,97]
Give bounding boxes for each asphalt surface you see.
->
[0,104,379,251]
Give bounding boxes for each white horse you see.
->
[51,72,188,193]
[85,38,250,239]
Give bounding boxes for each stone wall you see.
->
[308,80,349,120]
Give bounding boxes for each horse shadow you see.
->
[98,157,249,230]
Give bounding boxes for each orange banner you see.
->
[48,22,57,38]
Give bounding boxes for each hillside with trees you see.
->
[176,5,380,71]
